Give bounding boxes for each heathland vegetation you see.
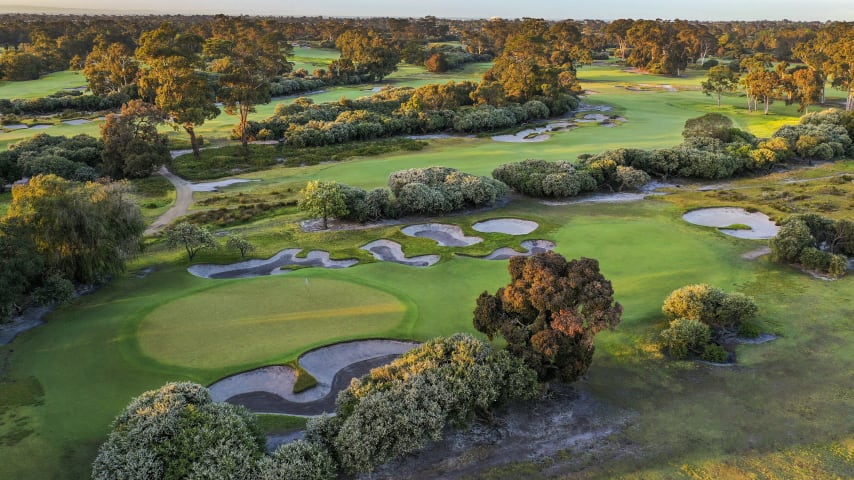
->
[1,12,853,480]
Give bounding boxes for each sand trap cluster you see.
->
[188,249,358,279]
[401,223,483,247]
[492,122,575,143]
[189,178,259,192]
[464,240,556,260]
[472,218,539,235]
[682,208,779,239]
[209,340,419,415]
[361,240,440,267]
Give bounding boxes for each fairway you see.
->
[138,276,407,369]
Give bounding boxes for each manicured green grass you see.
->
[138,276,408,369]
[0,70,87,99]
[255,414,308,435]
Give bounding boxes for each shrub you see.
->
[660,318,711,359]
[701,343,729,363]
[663,284,758,329]
[737,320,762,338]
[92,382,265,480]
[256,440,337,480]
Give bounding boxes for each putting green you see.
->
[137,276,407,369]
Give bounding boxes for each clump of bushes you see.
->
[770,213,853,278]
[320,167,508,223]
[0,133,102,182]
[659,284,761,362]
[306,334,537,475]
[492,159,599,198]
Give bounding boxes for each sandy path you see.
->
[144,165,193,235]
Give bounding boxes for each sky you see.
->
[0,0,852,21]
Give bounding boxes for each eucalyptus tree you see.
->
[136,23,219,159]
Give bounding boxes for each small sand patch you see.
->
[62,119,91,125]
[401,223,483,247]
[472,218,539,235]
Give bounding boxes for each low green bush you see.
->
[660,318,711,360]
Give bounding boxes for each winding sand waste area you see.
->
[188,249,358,279]
[401,223,483,246]
[472,218,539,235]
[462,240,557,260]
[209,340,419,415]
[361,239,441,267]
[491,105,624,143]
[682,207,780,239]
[189,178,260,192]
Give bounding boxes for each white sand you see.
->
[468,240,556,260]
[188,249,358,279]
[401,223,483,246]
[208,339,419,403]
[472,218,539,235]
[361,239,440,267]
[682,208,780,239]
[189,179,260,192]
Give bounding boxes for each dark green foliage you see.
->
[770,213,853,278]
[4,174,144,285]
[3,133,103,182]
[492,159,598,198]
[662,284,759,330]
[660,318,711,359]
[473,252,622,383]
[257,441,337,480]
[386,167,508,217]
[682,113,734,142]
[701,343,729,363]
[0,220,43,321]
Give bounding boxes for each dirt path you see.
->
[144,165,193,235]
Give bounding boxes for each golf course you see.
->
[1,38,853,480]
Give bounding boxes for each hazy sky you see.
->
[1,0,852,21]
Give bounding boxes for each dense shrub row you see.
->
[0,133,103,184]
[494,110,854,199]
[243,80,575,146]
[93,335,537,478]
[770,213,853,278]
[0,91,129,115]
[332,167,508,222]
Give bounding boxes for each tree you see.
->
[473,252,622,384]
[136,23,219,159]
[83,39,138,96]
[164,221,218,261]
[4,174,144,284]
[298,181,347,229]
[335,29,400,82]
[701,65,739,107]
[226,234,255,258]
[424,52,448,73]
[92,382,264,480]
[206,18,292,148]
[100,100,170,179]
[605,19,634,61]
[682,113,734,142]
[792,67,824,115]
[0,219,44,320]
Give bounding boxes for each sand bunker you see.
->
[188,249,358,279]
[209,339,418,415]
[542,182,673,206]
[3,124,29,130]
[189,178,260,192]
[682,208,779,239]
[62,119,91,125]
[472,218,539,235]
[464,240,556,260]
[361,239,440,267]
[401,223,483,247]
[492,122,575,143]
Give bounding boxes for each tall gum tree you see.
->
[205,17,292,148]
[136,23,219,159]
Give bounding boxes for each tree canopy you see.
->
[473,252,622,383]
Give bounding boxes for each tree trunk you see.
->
[240,103,250,149]
[184,125,200,160]
[764,96,770,115]
[717,91,722,107]
[322,215,328,229]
